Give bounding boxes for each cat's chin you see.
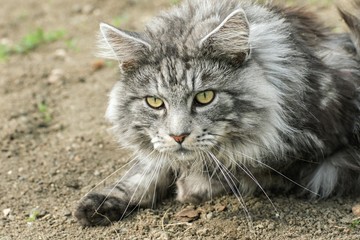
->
[166,147,198,161]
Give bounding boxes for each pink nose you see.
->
[170,134,189,144]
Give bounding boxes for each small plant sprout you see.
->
[27,208,40,223]
[37,102,52,125]
[0,28,66,60]
[350,218,360,229]
[15,28,65,54]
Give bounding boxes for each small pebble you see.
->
[54,49,67,60]
[94,170,101,176]
[48,69,65,84]
[65,180,80,189]
[175,207,200,222]
[3,208,11,218]
[92,59,105,71]
[352,204,360,217]
[214,204,227,212]
[74,156,82,162]
[0,38,12,45]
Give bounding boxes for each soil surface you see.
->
[1,0,359,239]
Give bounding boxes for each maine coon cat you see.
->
[75,0,360,226]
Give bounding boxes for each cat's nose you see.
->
[170,133,189,144]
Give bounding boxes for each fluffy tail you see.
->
[337,0,360,57]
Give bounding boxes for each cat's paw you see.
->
[74,193,131,226]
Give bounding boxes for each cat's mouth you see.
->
[172,146,195,159]
[176,147,191,154]
[157,143,214,159]
[169,144,213,156]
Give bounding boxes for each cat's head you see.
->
[100,2,285,162]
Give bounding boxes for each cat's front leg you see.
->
[176,172,228,203]
[75,159,173,226]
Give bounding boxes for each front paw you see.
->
[74,193,132,226]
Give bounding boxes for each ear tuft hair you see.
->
[98,23,152,71]
[199,9,251,65]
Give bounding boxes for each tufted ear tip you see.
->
[199,9,251,65]
[98,23,152,71]
[99,23,152,50]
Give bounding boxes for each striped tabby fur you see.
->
[75,0,360,226]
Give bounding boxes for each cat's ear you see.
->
[98,23,152,71]
[199,9,250,65]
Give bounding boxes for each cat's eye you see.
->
[146,96,164,109]
[195,90,215,106]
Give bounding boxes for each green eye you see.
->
[195,90,215,105]
[146,96,164,109]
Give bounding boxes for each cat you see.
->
[75,0,360,226]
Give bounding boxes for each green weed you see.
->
[37,102,52,124]
[15,28,65,53]
[350,219,360,229]
[27,208,40,222]
[0,28,65,60]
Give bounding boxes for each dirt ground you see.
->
[1,0,359,239]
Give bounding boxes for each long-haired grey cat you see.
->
[75,0,360,226]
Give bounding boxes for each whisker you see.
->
[205,151,253,225]
[123,154,163,219]
[81,153,140,201]
[217,146,279,216]
[119,150,159,220]
[203,152,229,192]
[200,150,214,199]
[91,157,141,219]
[128,152,173,218]
[232,149,320,196]
[91,150,156,221]
[209,132,316,164]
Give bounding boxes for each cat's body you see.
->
[75,0,360,226]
